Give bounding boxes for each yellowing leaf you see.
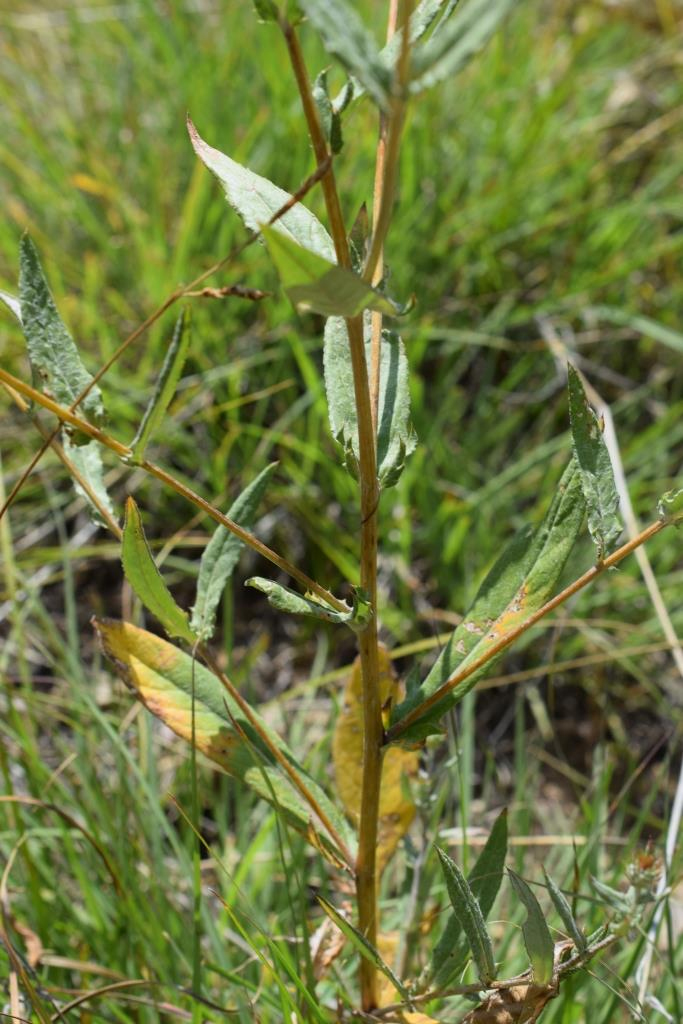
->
[333,646,417,875]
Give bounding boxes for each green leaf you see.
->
[63,438,117,528]
[390,459,586,746]
[252,0,278,20]
[324,318,416,486]
[93,618,354,867]
[261,226,396,317]
[429,809,508,988]
[246,577,370,631]
[508,870,555,986]
[316,895,410,1000]
[658,487,683,527]
[589,875,631,916]
[122,497,196,644]
[297,0,391,110]
[0,289,22,323]
[436,847,497,986]
[567,364,621,559]
[543,870,587,953]
[187,118,334,261]
[129,310,191,465]
[191,464,277,640]
[410,0,514,93]
[313,70,344,155]
[19,235,105,429]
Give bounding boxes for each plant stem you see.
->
[385,519,667,744]
[281,21,383,1009]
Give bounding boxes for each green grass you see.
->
[1,0,682,1019]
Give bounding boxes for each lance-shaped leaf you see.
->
[261,226,397,318]
[245,577,370,631]
[436,847,497,987]
[297,0,391,110]
[324,317,416,487]
[589,876,631,916]
[429,809,508,988]
[333,649,418,876]
[0,289,22,323]
[410,0,514,93]
[129,311,191,465]
[191,464,277,640]
[122,497,196,644]
[389,459,586,746]
[93,618,354,866]
[63,437,117,528]
[316,895,410,1001]
[188,118,334,261]
[18,235,105,428]
[658,487,683,527]
[567,364,621,560]
[508,870,555,986]
[543,870,587,953]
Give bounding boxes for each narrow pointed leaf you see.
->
[390,459,586,746]
[316,895,410,1000]
[19,235,105,428]
[122,497,196,644]
[245,577,366,628]
[567,364,621,559]
[297,0,391,109]
[93,618,354,866]
[188,118,334,260]
[436,847,497,986]
[658,487,683,527]
[324,317,416,486]
[508,870,555,986]
[0,289,22,323]
[410,0,514,93]
[589,876,631,916]
[262,226,396,317]
[191,464,277,640]
[543,870,587,953]
[63,437,117,527]
[430,809,508,987]
[130,311,191,464]
[333,649,418,876]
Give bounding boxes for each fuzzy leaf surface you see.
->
[333,648,418,875]
[658,487,683,526]
[543,870,587,953]
[429,808,508,988]
[389,459,586,746]
[262,226,396,317]
[18,235,105,427]
[63,438,117,528]
[130,310,191,464]
[188,118,334,260]
[245,577,359,626]
[93,618,354,864]
[508,870,555,986]
[191,464,277,640]
[436,847,497,986]
[122,497,196,644]
[324,317,416,486]
[567,364,621,559]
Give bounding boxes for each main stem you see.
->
[281,22,383,1010]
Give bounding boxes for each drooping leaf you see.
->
[324,317,416,486]
[410,0,514,93]
[567,364,621,560]
[121,497,196,644]
[63,437,117,528]
[658,487,683,527]
[93,618,354,866]
[245,577,370,631]
[296,0,391,110]
[18,235,105,429]
[191,464,277,640]
[261,226,396,317]
[129,310,191,465]
[389,459,586,746]
[436,847,497,987]
[316,895,410,1000]
[187,118,334,260]
[508,870,555,986]
[429,809,508,988]
[543,870,587,953]
[333,648,418,876]
[0,289,22,323]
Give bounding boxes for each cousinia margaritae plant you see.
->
[0,0,680,1019]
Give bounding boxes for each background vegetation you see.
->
[1,0,681,1019]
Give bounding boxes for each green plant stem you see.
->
[281,20,383,1009]
[385,519,667,744]
[0,366,347,615]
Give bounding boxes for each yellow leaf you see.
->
[333,645,418,875]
